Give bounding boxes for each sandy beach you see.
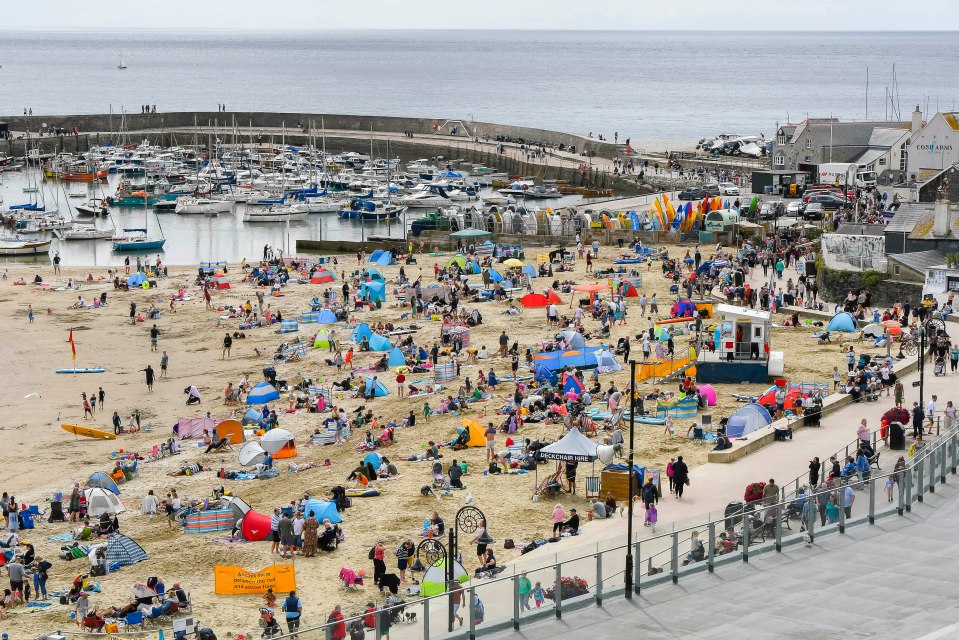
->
[0,239,851,637]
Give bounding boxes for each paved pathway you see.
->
[479,481,959,640]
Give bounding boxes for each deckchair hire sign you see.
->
[214,563,296,595]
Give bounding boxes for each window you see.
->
[777,132,786,145]
[806,138,812,149]
[879,158,886,165]
[900,149,908,171]
[774,155,785,167]
[894,265,900,276]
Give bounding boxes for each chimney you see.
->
[912,105,923,134]
[934,197,950,237]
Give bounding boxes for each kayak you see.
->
[56,368,106,374]
[60,423,116,440]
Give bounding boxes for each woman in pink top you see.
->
[666,459,675,494]
[857,419,869,444]
[551,504,565,535]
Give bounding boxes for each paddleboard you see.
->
[56,368,106,374]
[60,423,116,440]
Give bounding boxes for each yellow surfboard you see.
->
[60,423,116,440]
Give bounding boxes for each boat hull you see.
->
[113,239,166,252]
[0,240,52,255]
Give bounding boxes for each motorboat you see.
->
[243,204,308,223]
[338,199,406,221]
[400,184,454,209]
[74,201,110,217]
[175,197,234,215]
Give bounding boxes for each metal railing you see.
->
[40,421,959,640]
[778,415,945,504]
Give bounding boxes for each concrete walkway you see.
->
[479,481,959,640]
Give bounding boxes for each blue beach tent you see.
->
[317,309,338,324]
[364,376,390,397]
[387,347,406,367]
[247,382,280,405]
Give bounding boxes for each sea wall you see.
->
[0,111,620,156]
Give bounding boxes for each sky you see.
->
[3,0,959,31]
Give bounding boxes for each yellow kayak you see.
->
[60,423,116,440]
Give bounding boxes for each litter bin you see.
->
[889,421,906,450]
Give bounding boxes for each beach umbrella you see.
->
[420,558,470,597]
[247,382,280,405]
[260,428,294,455]
[503,258,523,268]
[88,472,121,495]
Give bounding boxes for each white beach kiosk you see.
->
[696,304,783,383]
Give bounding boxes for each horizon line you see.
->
[2,26,958,33]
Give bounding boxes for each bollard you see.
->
[917,459,925,502]
[742,520,750,562]
[868,477,876,525]
[634,540,642,595]
[512,575,520,630]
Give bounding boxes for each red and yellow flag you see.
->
[68,328,76,361]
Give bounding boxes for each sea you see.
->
[2,29,959,264]
[2,29,958,145]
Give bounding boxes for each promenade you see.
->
[481,481,959,640]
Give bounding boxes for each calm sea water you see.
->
[0,170,585,265]
[1,30,959,146]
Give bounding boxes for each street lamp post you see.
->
[446,506,489,632]
[625,361,637,598]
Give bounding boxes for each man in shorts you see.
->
[485,422,496,462]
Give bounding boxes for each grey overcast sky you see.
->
[4,0,959,30]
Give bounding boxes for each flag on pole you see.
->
[69,328,76,361]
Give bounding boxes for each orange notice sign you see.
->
[214,564,296,595]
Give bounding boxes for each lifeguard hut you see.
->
[696,304,780,383]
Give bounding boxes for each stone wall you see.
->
[819,265,923,307]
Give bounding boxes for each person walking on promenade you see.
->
[672,456,689,499]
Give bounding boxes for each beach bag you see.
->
[521,542,537,555]
[503,539,514,549]
[368,546,376,560]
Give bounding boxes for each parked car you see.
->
[759,202,786,220]
[802,189,836,203]
[807,194,849,210]
[800,202,825,220]
[786,201,803,216]
[718,182,740,196]
[702,183,721,197]
[678,186,705,201]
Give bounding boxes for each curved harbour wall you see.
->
[0,111,620,156]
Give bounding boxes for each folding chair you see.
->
[124,611,145,631]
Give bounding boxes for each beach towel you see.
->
[48,532,75,542]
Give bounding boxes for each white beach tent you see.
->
[84,487,126,517]
[238,441,267,467]
[260,428,295,455]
